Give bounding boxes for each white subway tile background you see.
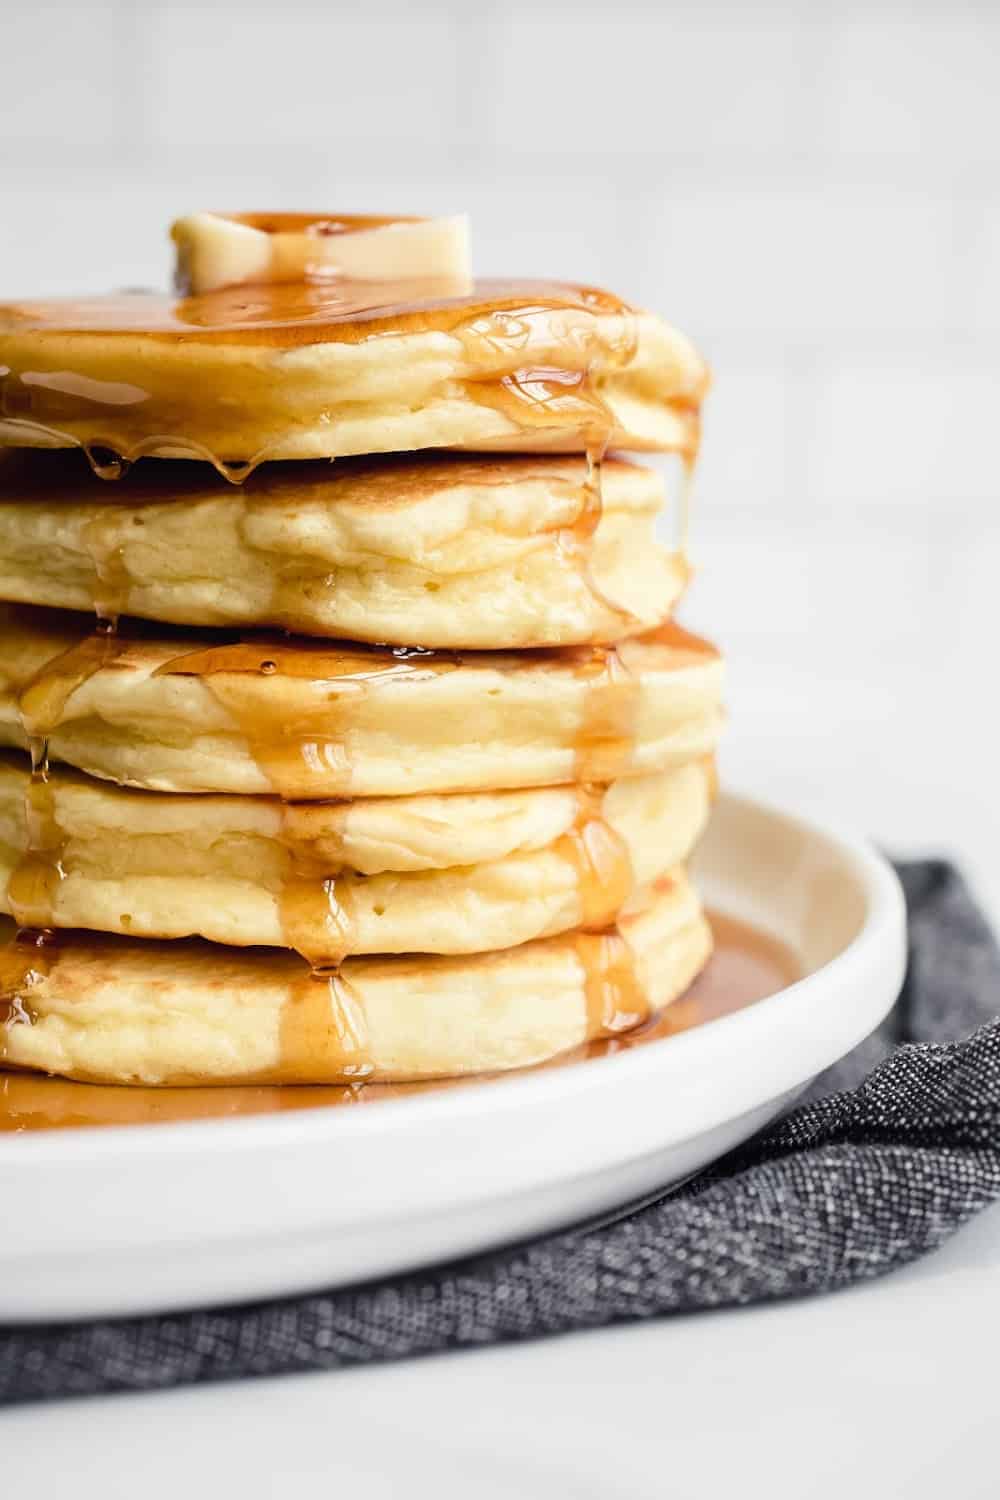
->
[1,0,998,901]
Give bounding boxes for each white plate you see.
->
[0,791,906,1323]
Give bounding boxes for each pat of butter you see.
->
[171,213,471,295]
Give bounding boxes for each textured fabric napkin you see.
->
[2,859,999,1406]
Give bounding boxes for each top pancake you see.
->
[0,278,708,476]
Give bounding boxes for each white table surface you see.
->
[3,1201,997,1498]
[4,767,998,1496]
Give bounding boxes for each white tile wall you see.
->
[0,7,118,147]
[1,0,998,899]
[484,9,813,156]
[824,7,1000,161]
[807,353,1000,507]
[637,177,969,338]
[143,7,468,149]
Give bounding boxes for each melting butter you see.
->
[172,212,471,295]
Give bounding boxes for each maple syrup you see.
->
[0,913,799,1131]
[1,609,719,806]
[0,279,704,482]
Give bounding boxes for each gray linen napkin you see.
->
[1,859,998,1406]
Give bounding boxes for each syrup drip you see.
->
[4,607,720,860]
[6,775,65,930]
[275,801,360,967]
[152,636,461,681]
[84,444,130,482]
[152,635,461,798]
[6,619,120,952]
[17,629,120,744]
[81,511,130,628]
[574,929,650,1040]
[0,928,53,1068]
[156,632,642,797]
[218,458,259,485]
[2,448,677,643]
[0,922,377,1085]
[572,643,640,782]
[7,424,273,486]
[457,300,641,632]
[6,614,719,805]
[548,446,645,636]
[273,966,373,1083]
[276,782,636,967]
[278,871,356,971]
[556,787,635,931]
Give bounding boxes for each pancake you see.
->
[0,755,714,961]
[0,872,711,1084]
[0,449,686,647]
[0,278,707,477]
[0,607,725,798]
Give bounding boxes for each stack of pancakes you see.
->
[0,213,723,1087]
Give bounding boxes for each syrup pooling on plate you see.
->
[579,911,798,1060]
[0,913,799,1130]
[0,279,698,482]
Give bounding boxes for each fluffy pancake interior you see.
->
[0,607,725,798]
[0,755,714,958]
[0,450,686,646]
[0,872,712,1085]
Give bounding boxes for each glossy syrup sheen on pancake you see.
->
[0,606,726,798]
[0,277,708,477]
[0,277,629,340]
[0,913,799,1129]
